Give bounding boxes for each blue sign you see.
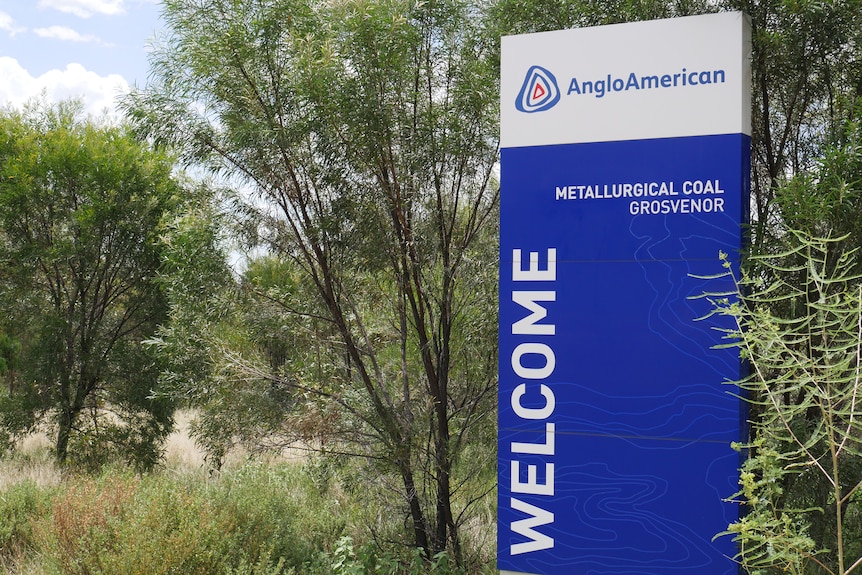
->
[499,13,751,575]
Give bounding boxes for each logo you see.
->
[515,66,560,113]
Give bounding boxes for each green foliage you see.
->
[722,435,820,574]
[121,0,862,571]
[0,481,53,559]
[723,0,862,247]
[488,0,713,38]
[772,119,862,276]
[143,191,244,467]
[125,0,499,565]
[690,94,862,574]
[0,100,184,468]
[708,230,862,574]
[0,330,18,377]
[0,454,493,575]
[225,549,290,575]
[0,390,35,457]
[20,463,343,575]
[329,535,473,575]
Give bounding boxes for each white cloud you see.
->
[0,11,27,36]
[33,25,103,44]
[37,0,126,18]
[0,57,130,119]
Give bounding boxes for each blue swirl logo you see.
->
[515,65,561,113]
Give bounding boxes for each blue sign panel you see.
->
[498,13,751,575]
[497,134,749,574]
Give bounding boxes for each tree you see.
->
[721,0,862,250]
[487,0,713,37]
[144,195,257,469]
[0,101,182,468]
[124,0,499,565]
[0,328,21,453]
[704,119,862,574]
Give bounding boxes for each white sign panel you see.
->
[501,12,751,147]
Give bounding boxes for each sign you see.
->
[498,13,751,575]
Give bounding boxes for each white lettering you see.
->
[507,246,558,556]
[511,383,555,420]
[513,249,556,281]
[512,423,555,455]
[512,343,555,379]
[510,498,554,555]
[512,291,556,335]
[512,460,554,495]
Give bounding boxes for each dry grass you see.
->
[162,409,208,472]
[0,409,308,491]
[0,431,60,491]
[163,409,312,472]
[0,410,209,489]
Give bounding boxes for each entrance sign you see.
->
[498,13,751,575]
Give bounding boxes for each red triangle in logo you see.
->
[532,82,546,101]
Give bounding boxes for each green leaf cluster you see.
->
[711,127,862,573]
[0,100,184,468]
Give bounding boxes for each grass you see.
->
[0,411,343,575]
[162,409,208,471]
[0,462,349,574]
[0,410,494,575]
[34,465,346,575]
[0,433,61,492]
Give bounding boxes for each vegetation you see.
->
[0,448,479,575]
[0,101,183,468]
[123,0,499,568]
[703,117,862,575]
[730,0,862,250]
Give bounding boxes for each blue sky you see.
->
[0,0,164,117]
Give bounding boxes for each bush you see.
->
[32,463,345,575]
[1,458,494,575]
[0,480,52,559]
[328,535,471,575]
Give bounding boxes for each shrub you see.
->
[32,462,346,575]
[0,480,52,559]
[327,535,472,575]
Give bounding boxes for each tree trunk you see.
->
[399,457,431,558]
[56,407,74,465]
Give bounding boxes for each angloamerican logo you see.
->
[515,64,728,113]
[515,65,560,113]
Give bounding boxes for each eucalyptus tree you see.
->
[487,0,713,36]
[720,0,862,249]
[124,0,499,564]
[0,101,182,468]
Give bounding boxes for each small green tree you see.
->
[0,101,182,468]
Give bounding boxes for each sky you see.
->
[0,0,164,119]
